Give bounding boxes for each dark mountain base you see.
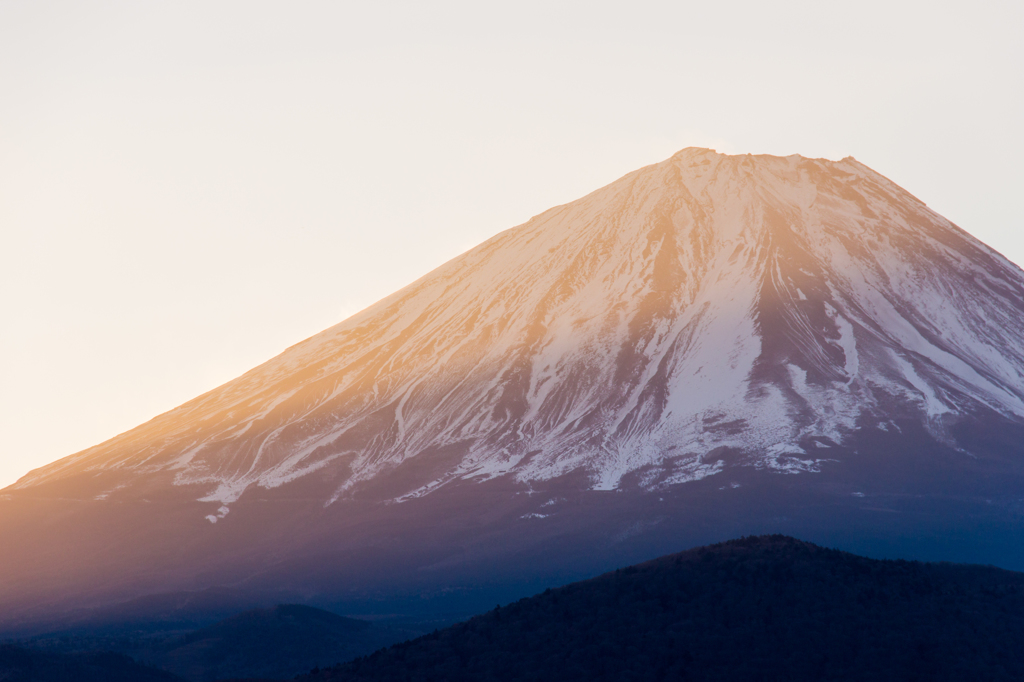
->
[5,418,1024,637]
[3,410,1024,641]
[300,535,1024,682]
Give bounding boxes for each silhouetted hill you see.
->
[0,643,183,682]
[300,536,1024,682]
[148,604,412,681]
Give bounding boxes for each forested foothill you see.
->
[300,535,1024,682]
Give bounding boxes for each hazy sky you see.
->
[2,1,1022,488]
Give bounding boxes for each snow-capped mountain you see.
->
[18,148,1024,509]
[4,148,1024,631]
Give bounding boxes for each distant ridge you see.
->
[14,604,415,682]
[145,604,411,681]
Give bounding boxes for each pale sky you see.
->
[2,1,1022,489]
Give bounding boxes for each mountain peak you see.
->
[669,145,718,157]
[667,146,849,165]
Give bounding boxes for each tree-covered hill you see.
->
[299,535,1024,682]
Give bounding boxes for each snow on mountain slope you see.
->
[15,148,1024,520]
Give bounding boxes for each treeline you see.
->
[299,535,1024,681]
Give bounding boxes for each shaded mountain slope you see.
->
[302,536,1024,682]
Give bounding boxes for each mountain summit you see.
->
[5,149,1024,630]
